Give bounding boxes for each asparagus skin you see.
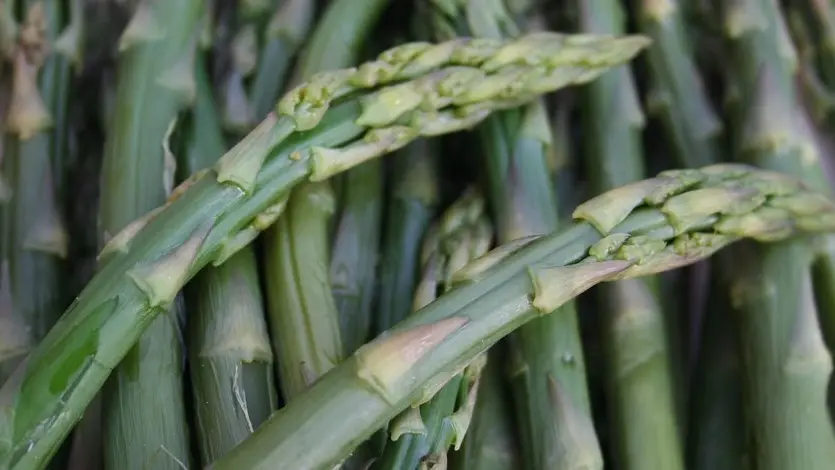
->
[375,140,439,334]
[721,1,835,469]
[0,32,650,469]
[578,1,685,469]
[98,2,205,469]
[375,190,493,470]
[209,164,835,470]
[184,53,278,465]
[430,1,601,467]
[0,0,71,383]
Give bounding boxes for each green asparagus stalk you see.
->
[429,2,602,467]
[210,163,835,470]
[98,2,205,469]
[0,0,71,384]
[249,0,316,121]
[721,2,835,469]
[375,189,493,470]
[452,352,521,470]
[262,0,391,401]
[0,32,650,469]
[183,52,279,465]
[578,1,685,469]
[375,140,439,334]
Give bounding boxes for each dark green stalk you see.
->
[0,0,71,386]
[375,140,439,334]
[721,2,835,469]
[578,1,684,469]
[99,2,204,469]
[183,53,278,466]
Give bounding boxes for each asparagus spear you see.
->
[0,0,71,384]
[375,140,440,334]
[721,1,835,469]
[210,163,835,470]
[98,2,205,469]
[429,2,601,467]
[375,189,493,470]
[0,32,650,469]
[183,52,279,465]
[577,1,685,469]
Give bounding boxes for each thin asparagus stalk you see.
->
[262,0,391,402]
[451,352,521,470]
[209,163,835,470]
[249,0,316,121]
[578,1,685,469]
[375,140,439,334]
[0,32,650,469]
[630,1,748,466]
[183,53,278,466]
[721,2,835,469]
[98,2,205,469]
[309,0,392,356]
[0,0,71,383]
[429,1,602,467]
[263,179,341,401]
[375,190,493,470]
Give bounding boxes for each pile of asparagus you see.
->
[2,0,835,469]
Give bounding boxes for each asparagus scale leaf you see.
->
[0,31,648,469]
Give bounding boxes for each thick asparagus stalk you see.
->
[431,2,601,467]
[578,1,685,469]
[0,0,71,385]
[721,1,835,469]
[375,190,493,470]
[0,32,650,469]
[210,164,835,470]
[98,2,205,469]
[183,53,278,465]
[375,140,439,334]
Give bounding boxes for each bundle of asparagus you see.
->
[2,1,835,470]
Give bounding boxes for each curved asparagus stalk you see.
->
[210,164,835,470]
[0,32,649,469]
[184,53,278,465]
[98,2,205,469]
[0,0,71,384]
[429,2,601,467]
[577,1,685,469]
[375,189,493,470]
[721,1,835,469]
[375,140,439,334]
